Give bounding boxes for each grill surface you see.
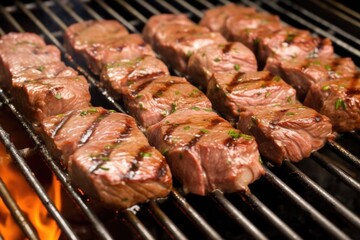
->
[0,1,359,239]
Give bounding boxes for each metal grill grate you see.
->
[0,1,359,239]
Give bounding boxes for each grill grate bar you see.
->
[53,0,84,22]
[123,210,155,240]
[148,201,188,240]
[327,140,360,169]
[174,0,203,18]
[75,0,102,20]
[113,0,147,24]
[211,190,268,240]
[311,152,360,193]
[135,0,161,15]
[0,177,39,240]
[264,167,351,240]
[35,0,67,30]
[0,5,25,32]
[0,90,114,240]
[283,161,360,229]
[0,120,78,240]
[171,189,222,240]
[154,0,181,14]
[239,192,302,240]
[195,0,215,9]
[323,0,360,20]
[0,27,4,35]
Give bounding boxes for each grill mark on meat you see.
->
[51,112,74,138]
[89,121,133,173]
[78,111,110,147]
[153,80,180,99]
[269,109,288,130]
[222,43,234,53]
[163,123,182,142]
[227,72,273,92]
[124,145,153,179]
[156,161,168,179]
[130,80,153,96]
[227,72,247,91]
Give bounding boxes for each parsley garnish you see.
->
[234,64,240,71]
[335,98,346,110]
[139,152,152,158]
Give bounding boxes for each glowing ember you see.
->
[0,143,62,239]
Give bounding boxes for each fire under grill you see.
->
[0,0,359,239]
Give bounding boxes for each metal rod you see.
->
[154,0,181,14]
[148,201,188,240]
[170,189,223,240]
[0,124,78,240]
[0,27,4,35]
[0,5,25,32]
[0,177,40,240]
[34,0,67,30]
[264,168,351,240]
[327,140,360,169]
[123,210,156,240]
[211,190,268,240]
[113,0,148,24]
[196,0,215,9]
[311,152,360,193]
[75,0,102,20]
[240,192,302,240]
[283,161,360,229]
[135,0,160,15]
[53,0,84,22]
[174,0,203,18]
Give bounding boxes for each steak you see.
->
[63,20,129,58]
[40,107,172,209]
[207,71,297,124]
[266,57,357,100]
[146,109,264,195]
[0,33,61,88]
[122,76,212,129]
[100,55,169,100]
[83,34,155,75]
[303,77,360,132]
[187,42,258,90]
[224,12,282,53]
[11,75,91,123]
[199,3,256,34]
[238,104,333,165]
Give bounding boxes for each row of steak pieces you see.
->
[64,19,265,195]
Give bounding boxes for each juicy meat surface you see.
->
[11,75,91,123]
[147,109,264,195]
[63,20,129,56]
[224,12,282,53]
[0,33,61,88]
[238,104,333,165]
[259,27,334,69]
[187,42,258,90]
[303,77,360,132]
[142,14,194,46]
[123,76,212,129]
[100,56,169,100]
[40,108,172,209]
[207,71,297,124]
[267,57,357,100]
[83,34,155,75]
[199,3,256,34]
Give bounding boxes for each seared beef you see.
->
[224,12,282,53]
[142,14,194,46]
[123,76,212,129]
[40,107,172,209]
[83,34,155,75]
[266,57,356,100]
[100,56,169,100]
[303,77,360,132]
[63,20,129,57]
[11,75,91,123]
[0,33,61,88]
[199,3,256,34]
[147,109,264,195]
[187,42,257,90]
[207,71,297,124]
[238,104,333,165]
[259,27,334,69]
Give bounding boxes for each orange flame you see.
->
[0,143,62,240]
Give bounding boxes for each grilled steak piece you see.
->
[40,107,172,209]
[187,42,257,90]
[12,62,78,86]
[11,75,91,123]
[303,77,360,132]
[266,57,356,100]
[63,20,129,57]
[207,71,297,124]
[83,34,155,75]
[199,3,256,34]
[0,33,61,88]
[142,14,194,46]
[100,56,169,100]
[123,76,212,129]
[238,104,333,165]
[259,27,333,69]
[151,22,227,73]
[224,12,282,53]
[147,109,264,195]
